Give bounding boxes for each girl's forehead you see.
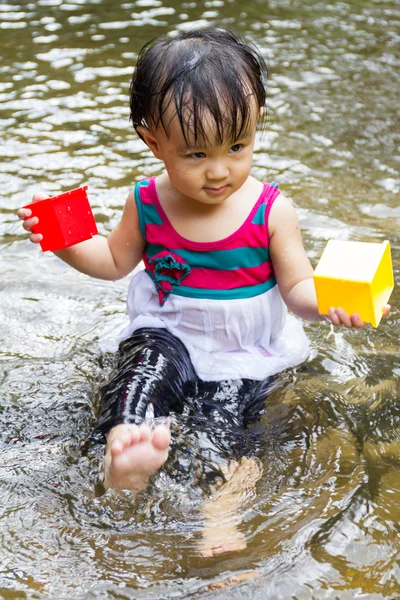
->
[160,95,260,147]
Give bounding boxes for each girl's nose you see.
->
[206,160,229,181]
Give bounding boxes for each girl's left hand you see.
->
[328,305,391,328]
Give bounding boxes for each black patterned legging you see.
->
[94,328,276,460]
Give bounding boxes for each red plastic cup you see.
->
[23,186,98,252]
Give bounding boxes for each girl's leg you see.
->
[95,328,197,491]
[199,456,263,557]
[197,377,276,556]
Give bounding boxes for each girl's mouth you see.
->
[204,185,227,195]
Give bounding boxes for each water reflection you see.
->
[0,0,399,598]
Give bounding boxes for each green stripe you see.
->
[142,203,164,226]
[170,277,277,300]
[146,244,269,270]
[251,204,266,225]
[134,180,150,237]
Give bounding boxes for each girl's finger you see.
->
[30,232,43,244]
[382,305,391,318]
[333,307,353,328]
[328,307,340,326]
[350,313,365,328]
[22,216,39,231]
[32,192,49,203]
[17,208,32,220]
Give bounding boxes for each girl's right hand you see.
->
[17,193,48,244]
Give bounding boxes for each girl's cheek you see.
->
[179,161,200,175]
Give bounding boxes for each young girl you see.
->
[18,27,389,555]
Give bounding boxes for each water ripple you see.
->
[0,0,399,598]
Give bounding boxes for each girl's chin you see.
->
[198,194,229,205]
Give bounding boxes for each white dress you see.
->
[104,178,310,381]
[116,269,310,381]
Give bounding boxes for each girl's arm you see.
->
[268,195,368,327]
[18,189,144,281]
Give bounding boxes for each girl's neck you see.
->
[156,173,260,215]
[153,174,264,244]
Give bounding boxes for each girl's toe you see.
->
[152,425,171,450]
[138,424,152,442]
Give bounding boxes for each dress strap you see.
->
[264,182,280,243]
[250,182,280,234]
[133,178,164,239]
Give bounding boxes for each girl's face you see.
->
[138,98,260,205]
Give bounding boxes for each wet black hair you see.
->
[129,27,268,147]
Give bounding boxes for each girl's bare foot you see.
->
[103,423,170,491]
[199,515,247,557]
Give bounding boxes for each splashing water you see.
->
[0,0,399,598]
[140,402,171,429]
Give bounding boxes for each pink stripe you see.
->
[138,183,154,205]
[179,261,274,289]
[145,223,268,251]
[140,177,280,248]
[148,176,280,250]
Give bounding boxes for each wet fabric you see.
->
[135,177,280,304]
[120,272,310,380]
[94,328,276,459]
[116,177,310,381]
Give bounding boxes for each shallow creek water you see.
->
[1,0,399,598]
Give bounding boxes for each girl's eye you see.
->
[230,144,242,153]
[190,152,206,159]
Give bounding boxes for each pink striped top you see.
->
[134,177,280,306]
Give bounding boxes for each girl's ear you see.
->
[136,126,162,159]
[259,106,265,119]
